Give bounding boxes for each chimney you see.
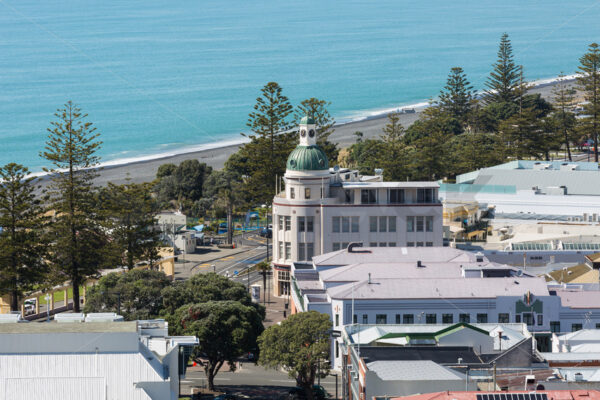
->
[417,260,423,268]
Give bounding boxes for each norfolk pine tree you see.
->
[551,74,577,161]
[41,102,106,312]
[380,112,410,181]
[437,67,475,130]
[485,33,521,105]
[0,163,48,311]
[576,43,600,162]
[294,98,339,163]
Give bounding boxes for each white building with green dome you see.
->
[272,117,443,296]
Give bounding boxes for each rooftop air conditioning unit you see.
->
[84,312,124,322]
[55,313,85,323]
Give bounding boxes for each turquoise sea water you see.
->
[1,0,600,171]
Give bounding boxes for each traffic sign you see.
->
[234,270,239,276]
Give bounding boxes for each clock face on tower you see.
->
[300,129,307,137]
[309,129,315,138]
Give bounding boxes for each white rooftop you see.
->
[366,360,465,381]
[341,181,439,189]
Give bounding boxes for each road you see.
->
[180,362,341,399]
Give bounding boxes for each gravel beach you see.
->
[88,80,569,186]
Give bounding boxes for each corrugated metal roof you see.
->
[366,360,464,381]
[0,321,137,334]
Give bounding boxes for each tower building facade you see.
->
[271,116,443,296]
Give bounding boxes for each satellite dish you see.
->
[333,165,340,172]
[516,269,523,277]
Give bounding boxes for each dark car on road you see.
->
[259,227,272,238]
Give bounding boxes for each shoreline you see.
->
[43,76,575,186]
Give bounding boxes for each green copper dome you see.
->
[300,116,315,125]
[286,145,329,171]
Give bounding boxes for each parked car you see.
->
[287,385,328,400]
[214,394,249,400]
[24,299,36,316]
[259,227,272,238]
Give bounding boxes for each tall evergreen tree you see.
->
[576,43,600,162]
[380,112,410,181]
[239,82,296,204]
[0,163,48,311]
[485,33,521,104]
[551,75,578,161]
[99,181,160,270]
[294,98,339,163]
[41,102,106,312]
[437,67,475,129]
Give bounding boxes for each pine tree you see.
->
[40,101,106,312]
[551,74,577,161]
[380,112,410,181]
[294,98,339,163]
[240,82,296,204]
[485,33,521,104]
[576,43,600,162]
[0,163,48,311]
[437,67,475,129]
[99,181,160,270]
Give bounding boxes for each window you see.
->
[361,189,377,204]
[417,188,434,203]
[307,217,314,232]
[342,217,350,233]
[335,314,339,327]
[459,314,470,323]
[550,321,560,333]
[290,187,295,199]
[522,313,534,326]
[351,216,359,233]
[515,315,521,323]
[426,314,437,324]
[572,323,583,332]
[389,216,396,232]
[426,242,433,247]
[332,217,340,233]
[376,314,387,324]
[407,216,415,232]
[395,314,401,324]
[362,314,368,324]
[305,188,311,199]
[298,243,306,261]
[369,242,377,247]
[353,314,358,324]
[416,242,424,247]
[332,243,340,251]
[298,217,305,232]
[370,216,377,232]
[597,323,600,329]
[477,313,488,323]
[403,314,414,324]
[498,313,510,323]
[306,243,314,260]
[537,314,543,326]
[389,242,397,247]
[379,242,387,247]
[278,241,283,258]
[379,216,387,232]
[284,216,291,231]
[277,271,290,281]
[285,242,291,259]
[426,216,434,232]
[442,314,453,323]
[389,189,405,204]
[335,341,339,358]
[407,242,415,247]
[278,215,284,231]
[416,216,424,232]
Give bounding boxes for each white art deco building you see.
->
[271,116,443,296]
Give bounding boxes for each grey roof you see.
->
[0,321,137,334]
[328,277,549,300]
[473,169,600,196]
[312,246,480,266]
[366,360,465,381]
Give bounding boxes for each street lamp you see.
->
[44,293,51,322]
[212,264,216,274]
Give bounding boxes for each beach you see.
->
[88,79,570,187]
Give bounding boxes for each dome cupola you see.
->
[286,115,329,171]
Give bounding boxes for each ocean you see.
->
[1,0,599,172]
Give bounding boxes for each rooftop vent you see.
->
[55,313,85,323]
[84,313,124,323]
[368,273,372,284]
[347,242,363,253]
[417,260,424,268]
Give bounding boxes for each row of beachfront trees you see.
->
[0,102,162,312]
